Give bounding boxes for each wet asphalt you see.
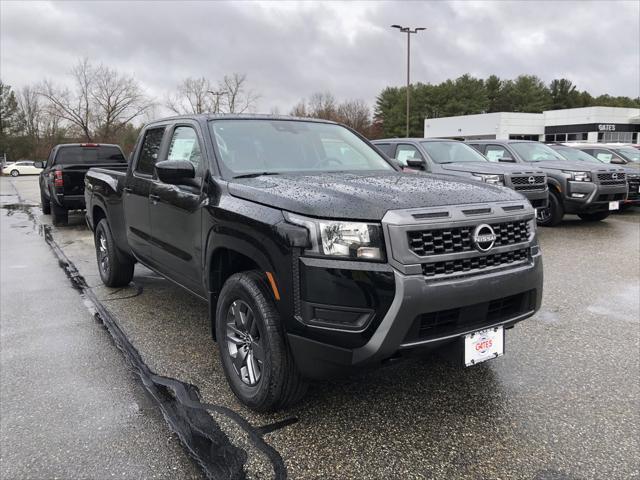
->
[2,175,639,479]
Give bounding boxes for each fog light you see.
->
[571,193,586,198]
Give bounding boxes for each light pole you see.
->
[391,25,426,137]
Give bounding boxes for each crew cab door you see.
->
[124,126,166,264]
[148,123,204,294]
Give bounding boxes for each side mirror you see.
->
[155,160,195,184]
[498,157,515,163]
[406,158,425,169]
[34,161,44,169]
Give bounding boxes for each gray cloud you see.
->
[1,0,638,115]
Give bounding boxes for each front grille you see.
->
[422,247,530,277]
[408,221,530,256]
[511,175,546,191]
[597,172,626,185]
[404,290,536,343]
[514,184,546,191]
[597,193,626,202]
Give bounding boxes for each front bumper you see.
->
[563,182,627,213]
[518,188,548,209]
[288,251,543,379]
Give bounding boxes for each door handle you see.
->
[149,194,160,204]
[123,187,132,194]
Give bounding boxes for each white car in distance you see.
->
[2,161,43,177]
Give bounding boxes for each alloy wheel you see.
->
[536,207,551,223]
[97,231,110,276]
[225,299,264,386]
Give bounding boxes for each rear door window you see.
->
[484,145,513,162]
[54,146,125,165]
[136,128,165,175]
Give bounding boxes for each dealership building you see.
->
[423,106,640,144]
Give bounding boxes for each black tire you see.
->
[578,211,610,222]
[537,191,564,227]
[10,169,19,177]
[95,218,135,287]
[51,203,68,226]
[41,191,51,215]
[215,271,307,411]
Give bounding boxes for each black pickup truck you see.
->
[37,143,127,225]
[372,138,549,209]
[85,115,543,411]
[467,140,628,226]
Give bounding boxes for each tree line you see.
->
[373,74,640,138]
[2,60,638,162]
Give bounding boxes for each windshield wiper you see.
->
[232,172,281,179]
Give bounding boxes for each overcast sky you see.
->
[1,0,639,115]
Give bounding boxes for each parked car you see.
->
[372,138,548,210]
[571,144,640,166]
[36,143,127,226]
[85,115,543,411]
[2,160,43,177]
[549,144,639,208]
[467,140,627,226]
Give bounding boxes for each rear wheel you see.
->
[578,211,610,222]
[95,218,135,287]
[41,191,51,215]
[537,191,564,227]
[51,203,68,226]
[215,271,307,411]
[10,169,19,177]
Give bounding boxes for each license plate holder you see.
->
[464,326,504,367]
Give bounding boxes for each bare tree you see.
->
[92,64,150,141]
[308,92,338,121]
[219,73,259,114]
[17,85,42,139]
[166,77,221,115]
[40,58,94,140]
[289,100,307,117]
[39,58,150,142]
[337,99,371,134]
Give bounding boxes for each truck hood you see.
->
[227,172,523,221]
[440,162,544,175]
[529,160,625,173]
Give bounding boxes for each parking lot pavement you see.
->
[0,178,203,479]
[4,175,640,479]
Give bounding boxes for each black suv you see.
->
[372,138,548,209]
[37,143,127,225]
[467,140,627,226]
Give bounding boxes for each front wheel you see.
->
[95,218,135,287]
[537,191,564,227]
[578,211,610,222]
[10,170,19,177]
[215,271,307,411]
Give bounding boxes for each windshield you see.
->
[510,143,565,162]
[420,141,487,164]
[209,119,394,177]
[552,147,601,164]
[612,147,640,163]
[54,146,125,165]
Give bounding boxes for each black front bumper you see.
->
[562,182,627,213]
[288,251,543,379]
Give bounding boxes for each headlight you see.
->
[284,213,385,261]
[563,171,591,182]
[472,173,504,186]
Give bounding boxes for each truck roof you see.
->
[373,138,455,143]
[146,113,340,125]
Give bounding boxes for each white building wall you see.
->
[543,106,640,126]
[424,112,544,139]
